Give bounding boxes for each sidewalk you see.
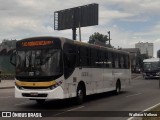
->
[0,80,15,89]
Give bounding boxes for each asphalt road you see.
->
[0,75,160,120]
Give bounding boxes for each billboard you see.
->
[54,3,98,30]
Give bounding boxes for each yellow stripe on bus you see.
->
[15,80,56,87]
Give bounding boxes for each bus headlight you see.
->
[50,81,62,90]
[156,72,160,76]
[15,82,24,90]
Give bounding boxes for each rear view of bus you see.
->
[143,58,160,79]
[11,37,64,104]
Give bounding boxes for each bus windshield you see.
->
[144,62,160,71]
[16,49,63,77]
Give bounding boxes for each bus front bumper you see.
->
[143,72,160,79]
[15,86,64,99]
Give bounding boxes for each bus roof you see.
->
[143,58,160,62]
[71,38,129,55]
[18,36,129,55]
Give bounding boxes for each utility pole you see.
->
[108,31,110,45]
[158,50,160,88]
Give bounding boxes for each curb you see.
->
[0,86,14,89]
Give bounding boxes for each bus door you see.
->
[79,47,93,94]
[63,43,77,97]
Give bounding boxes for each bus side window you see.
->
[96,49,100,67]
[91,48,96,67]
[101,51,105,68]
[118,54,121,68]
[104,51,109,68]
[120,56,124,68]
[63,43,76,79]
[108,52,112,68]
[111,53,115,68]
[76,46,80,67]
[115,53,119,68]
[96,50,99,67]
[79,46,89,67]
[87,48,91,67]
[124,55,126,69]
[124,55,129,69]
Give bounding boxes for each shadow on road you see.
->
[19,91,127,110]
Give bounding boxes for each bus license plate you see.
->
[30,92,38,96]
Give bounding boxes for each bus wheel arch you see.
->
[76,81,86,104]
[115,79,121,94]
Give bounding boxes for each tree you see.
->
[88,32,109,44]
[88,32,113,48]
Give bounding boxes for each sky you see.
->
[0,0,160,57]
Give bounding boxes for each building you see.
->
[121,48,141,73]
[135,42,153,58]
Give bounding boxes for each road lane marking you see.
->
[67,106,85,111]
[53,106,85,116]
[0,96,12,98]
[53,111,68,116]
[143,102,160,112]
[132,76,141,80]
[126,93,142,98]
[127,116,140,120]
[127,102,160,120]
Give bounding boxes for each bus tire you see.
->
[115,80,121,95]
[36,99,45,104]
[76,84,85,105]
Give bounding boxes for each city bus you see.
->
[10,36,131,104]
[143,58,160,79]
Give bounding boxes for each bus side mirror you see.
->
[10,49,16,66]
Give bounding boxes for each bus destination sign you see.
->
[22,41,53,47]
